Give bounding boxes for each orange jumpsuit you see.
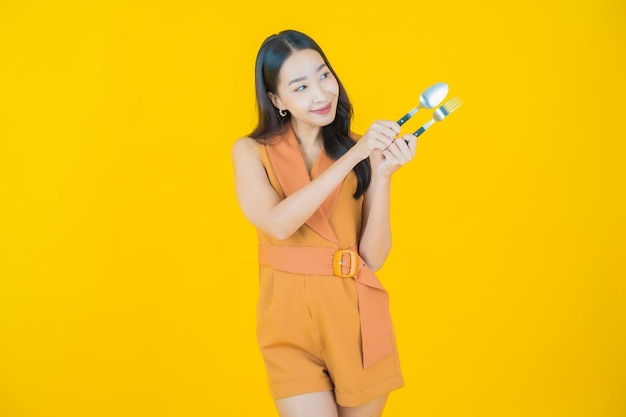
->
[254,125,404,407]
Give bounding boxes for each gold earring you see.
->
[279,108,287,117]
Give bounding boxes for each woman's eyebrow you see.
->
[288,63,328,86]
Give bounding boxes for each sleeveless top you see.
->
[256,128,363,250]
[254,124,393,368]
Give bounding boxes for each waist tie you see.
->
[258,245,392,369]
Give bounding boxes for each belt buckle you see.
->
[333,249,357,278]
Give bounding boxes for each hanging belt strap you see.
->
[258,245,393,369]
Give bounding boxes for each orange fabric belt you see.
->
[258,245,392,369]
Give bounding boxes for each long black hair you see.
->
[249,30,371,199]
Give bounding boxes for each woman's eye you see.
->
[295,85,306,92]
[320,72,330,80]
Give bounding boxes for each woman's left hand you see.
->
[376,134,417,178]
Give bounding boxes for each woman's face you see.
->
[269,48,339,130]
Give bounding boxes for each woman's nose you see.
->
[310,82,326,102]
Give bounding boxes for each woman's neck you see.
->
[290,119,322,148]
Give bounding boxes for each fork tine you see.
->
[441,104,459,114]
[446,102,462,112]
[443,98,462,113]
[442,97,462,109]
[436,97,462,118]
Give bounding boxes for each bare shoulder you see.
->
[232,136,260,161]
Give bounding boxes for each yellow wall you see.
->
[1,1,624,416]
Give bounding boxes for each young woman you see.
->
[232,30,417,417]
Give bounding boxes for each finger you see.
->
[386,143,408,164]
[372,120,400,138]
[381,149,394,162]
[373,132,394,149]
[402,134,418,154]
[377,120,401,136]
[370,125,396,141]
[393,137,413,159]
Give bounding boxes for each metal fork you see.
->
[412,97,463,138]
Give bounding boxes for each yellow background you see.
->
[1,1,625,416]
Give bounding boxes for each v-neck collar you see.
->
[265,124,341,243]
[308,150,321,178]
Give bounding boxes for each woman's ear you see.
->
[267,92,283,110]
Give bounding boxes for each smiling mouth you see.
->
[312,103,332,114]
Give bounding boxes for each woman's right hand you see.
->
[351,120,400,160]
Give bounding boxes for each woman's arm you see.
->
[233,137,362,239]
[359,135,417,271]
[232,122,397,240]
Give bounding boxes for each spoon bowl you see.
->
[397,82,449,126]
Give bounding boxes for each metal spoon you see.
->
[397,82,449,126]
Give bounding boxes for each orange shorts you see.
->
[256,266,404,407]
